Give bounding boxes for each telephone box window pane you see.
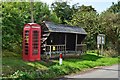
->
[32,31,39,55]
[25,30,29,55]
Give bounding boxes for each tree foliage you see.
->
[51,1,74,23]
[67,1,120,54]
[99,1,120,54]
[107,1,120,13]
[2,2,60,53]
[67,5,99,49]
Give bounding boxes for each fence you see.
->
[44,44,87,57]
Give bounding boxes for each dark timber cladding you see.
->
[41,21,87,55]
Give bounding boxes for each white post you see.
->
[50,45,51,57]
[101,44,103,55]
[59,53,62,65]
[97,44,100,56]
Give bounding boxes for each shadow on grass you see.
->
[3,56,57,75]
[81,54,103,61]
[2,57,37,76]
[39,60,57,67]
[64,53,103,62]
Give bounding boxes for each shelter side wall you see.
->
[46,33,65,45]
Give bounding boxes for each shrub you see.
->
[104,49,118,57]
[2,50,21,57]
[9,70,35,80]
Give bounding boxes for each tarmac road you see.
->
[64,64,119,78]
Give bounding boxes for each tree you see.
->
[107,1,120,13]
[66,5,99,49]
[2,2,60,53]
[78,5,96,12]
[49,12,61,23]
[99,1,120,54]
[100,12,120,54]
[2,2,28,53]
[51,1,73,24]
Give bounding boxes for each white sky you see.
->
[2,0,118,13]
[40,0,119,13]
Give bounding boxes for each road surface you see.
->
[64,64,119,78]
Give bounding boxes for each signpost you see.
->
[97,34,105,55]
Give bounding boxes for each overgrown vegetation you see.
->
[2,51,119,79]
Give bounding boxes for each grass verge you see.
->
[2,50,119,79]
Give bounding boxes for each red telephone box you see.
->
[23,23,41,61]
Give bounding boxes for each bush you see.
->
[2,50,21,57]
[9,70,35,80]
[104,49,118,57]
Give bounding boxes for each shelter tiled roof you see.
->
[43,21,87,35]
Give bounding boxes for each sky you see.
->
[40,0,119,13]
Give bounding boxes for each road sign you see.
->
[97,34,105,44]
[97,34,105,56]
[97,36,101,44]
[101,36,105,44]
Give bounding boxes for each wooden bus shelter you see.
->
[41,21,87,58]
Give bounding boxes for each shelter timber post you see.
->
[65,34,67,53]
[75,34,78,53]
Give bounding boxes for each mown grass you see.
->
[2,50,119,79]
